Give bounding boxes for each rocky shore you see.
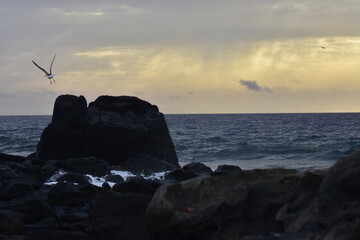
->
[1,95,360,240]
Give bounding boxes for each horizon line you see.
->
[1,111,360,117]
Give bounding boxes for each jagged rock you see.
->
[36,95,180,174]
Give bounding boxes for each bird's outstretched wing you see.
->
[49,54,56,74]
[32,60,49,75]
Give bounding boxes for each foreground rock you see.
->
[36,95,180,174]
[147,151,360,240]
[2,150,360,239]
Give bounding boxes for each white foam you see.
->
[44,169,167,188]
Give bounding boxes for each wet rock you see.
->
[57,172,91,184]
[101,182,111,189]
[104,174,124,183]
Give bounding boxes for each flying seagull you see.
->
[32,54,56,84]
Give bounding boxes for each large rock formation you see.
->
[36,95,180,173]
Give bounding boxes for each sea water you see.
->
[1,113,360,171]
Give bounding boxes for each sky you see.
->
[1,0,360,114]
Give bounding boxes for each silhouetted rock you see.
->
[182,162,213,177]
[36,95,180,174]
[57,173,91,184]
[213,164,242,176]
[164,169,198,182]
[112,177,161,195]
[104,174,124,183]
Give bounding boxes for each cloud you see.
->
[239,80,273,93]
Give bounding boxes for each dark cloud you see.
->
[239,80,273,93]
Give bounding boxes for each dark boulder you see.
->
[104,174,124,183]
[213,164,242,176]
[182,162,213,177]
[36,95,180,174]
[112,176,161,195]
[164,169,198,182]
[57,173,91,184]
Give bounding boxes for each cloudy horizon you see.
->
[1,0,360,114]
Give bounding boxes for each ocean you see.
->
[1,113,360,171]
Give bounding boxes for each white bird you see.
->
[32,54,56,84]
